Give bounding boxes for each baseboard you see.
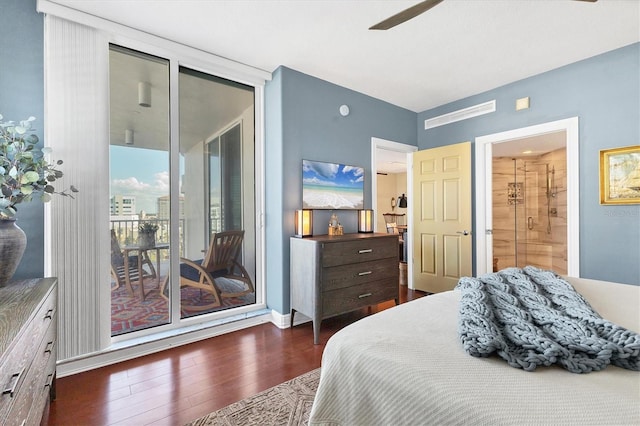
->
[270,309,311,329]
[57,311,274,377]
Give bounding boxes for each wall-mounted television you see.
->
[302,159,364,210]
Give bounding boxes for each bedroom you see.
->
[1,0,638,424]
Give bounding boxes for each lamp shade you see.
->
[295,209,313,237]
[398,194,408,208]
[358,209,374,233]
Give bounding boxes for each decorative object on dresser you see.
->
[0,114,77,285]
[357,209,374,233]
[327,212,343,236]
[0,219,26,285]
[294,209,313,238]
[290,233,399,344]
[0,278,57,426]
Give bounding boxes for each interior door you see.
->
[412,141,472,293]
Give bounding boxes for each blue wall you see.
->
[0,0,45,280]
[417,43,640,285]
[265,67,417,314]
[4,0,637,308]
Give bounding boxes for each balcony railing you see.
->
[110,218,184,257]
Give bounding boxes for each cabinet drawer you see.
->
[3,315,55,426]
[0,292,56,422]
[322,237,398,267]
[25,354,56,426]
[322,257,398,292]
[322,279,398,318]
[5,352,55,426]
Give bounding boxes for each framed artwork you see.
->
[599,145,640,205]
[302,159,364,210]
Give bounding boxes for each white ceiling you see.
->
[50,0,639,113]
[376,149,412,174]
[51,0,639,174]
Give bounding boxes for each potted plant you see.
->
[138,221,158,248]
[0,114,78,285]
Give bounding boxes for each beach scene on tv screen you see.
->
[303,160,364,209]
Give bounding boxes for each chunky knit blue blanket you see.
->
[456,266,640,373]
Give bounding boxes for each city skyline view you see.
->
[110,145,179,214]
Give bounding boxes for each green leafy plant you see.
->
[138,221,158,233]
[0,114,78,219]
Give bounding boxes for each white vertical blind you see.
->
[44,15,111,360]
[39,1,268,370]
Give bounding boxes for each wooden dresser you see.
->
[0,278,57,426]
[290,233,399,344]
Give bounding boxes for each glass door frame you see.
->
[109,32,267,343]
[474,117,580,277]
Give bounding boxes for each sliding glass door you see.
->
[109,46,171,336]
[109,46,257,336]
[178,68,256,319]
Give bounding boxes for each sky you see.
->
[302,159,364,188]
[110,146,176,214]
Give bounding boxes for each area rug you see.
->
[186,368,321,426]
[111,278,255,336]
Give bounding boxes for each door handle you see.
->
[456,230,470,236]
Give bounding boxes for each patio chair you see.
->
[110,229,154,298]
[162,230,254,311]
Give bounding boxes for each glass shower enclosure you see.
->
[492,149,567,274]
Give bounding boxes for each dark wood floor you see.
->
[48,282,425,425]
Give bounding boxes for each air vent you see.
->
[424,100,496,130]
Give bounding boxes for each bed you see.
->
[308,274,640,425]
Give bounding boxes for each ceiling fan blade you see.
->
[369,0,597,31]
[369,0,445,30]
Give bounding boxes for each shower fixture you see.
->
[546,165,557,199]
[546,164,556,234]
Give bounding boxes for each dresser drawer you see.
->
[291,235,398,344]
[322,279,398,317]
[25,354,56,426]
[322,236,398,267]
[5,350,55,426]
[322,257,398,292]
[0,280,56,425]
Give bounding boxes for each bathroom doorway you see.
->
[475,117,580,276]
[492,138,567,273]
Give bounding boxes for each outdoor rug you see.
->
[111,278,255,335]
[186,368,321,426]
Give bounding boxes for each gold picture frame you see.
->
[599,145,640,205]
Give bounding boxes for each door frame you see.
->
[474,117,580,276]
[371,137,418,288]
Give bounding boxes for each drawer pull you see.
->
[3,368,25,397]
[358,292,373,299]
[358,249,373,254]
[45,373,55,389]
[358,271,372,276]
[44,308,54,320]
[45,341,55,354]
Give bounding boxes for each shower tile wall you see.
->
[492,148,567,273]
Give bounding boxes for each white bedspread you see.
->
[309,277,640,426]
